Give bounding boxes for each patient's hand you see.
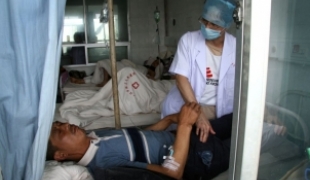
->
[264,109,287,136]
[164,113,179,124]
[70,77,85,84]
[178,102,201,127]
[273,124,287,136]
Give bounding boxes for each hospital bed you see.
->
[46,70,170,180]
[43,90,310,180]
[57,59,174,129]
[59,69,101,102]
[54,102,161,130]
[57,71,169,130]
[48,74,171,178]
[59,56,174,102]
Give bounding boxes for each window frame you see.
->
[62,0,129,65]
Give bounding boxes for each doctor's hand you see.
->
[195,112,216,143]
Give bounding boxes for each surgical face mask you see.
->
[200,24,221,40]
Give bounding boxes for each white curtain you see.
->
[0,0,66,179]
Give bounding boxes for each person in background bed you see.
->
[47,102,233,180]
[70,58,163,87]
[161,0,236,143]
[68,32,86,65]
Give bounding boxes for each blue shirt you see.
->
[78,129,175,170]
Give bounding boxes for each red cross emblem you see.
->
[132,82,139,89]
[206,67,213,78]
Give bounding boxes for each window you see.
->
[60,0,129,66]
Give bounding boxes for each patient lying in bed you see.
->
[60,66,175,126]
[48,103,232,180]
[70,58,164,87]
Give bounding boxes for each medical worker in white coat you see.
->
[161,0,236,142]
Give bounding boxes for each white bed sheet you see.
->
[42,161,93,180]
[63,81,101,92]
[54,105,160,130]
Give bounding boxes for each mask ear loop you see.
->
[221,28,226,34]
[218,26,226,36]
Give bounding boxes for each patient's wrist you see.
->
[177,123,193,129]
[167,114,178,124]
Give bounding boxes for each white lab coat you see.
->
[161,30,236,118]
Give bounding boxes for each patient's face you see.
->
[146,69,155,80]
[151,59,160,67]
[50,122,90,152]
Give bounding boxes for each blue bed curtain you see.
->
[0,0,66,179]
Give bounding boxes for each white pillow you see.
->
[42,161,93,180]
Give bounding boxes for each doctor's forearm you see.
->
[175,74,197,103]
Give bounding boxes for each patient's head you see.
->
[46,122,91,162]
[151,59,160,67]
[146,67,156,80]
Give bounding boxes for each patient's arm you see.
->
[144,113,178,131]
[146,102,200,179]
[96,67,111,87]
[146,125,192,179]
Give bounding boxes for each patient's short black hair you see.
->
[46,138,57,161]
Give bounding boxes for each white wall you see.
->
[128,0,203,64]
[165,0,204,44]
[128,0,166,64]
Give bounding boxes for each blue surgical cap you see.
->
[202,0,236,28]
